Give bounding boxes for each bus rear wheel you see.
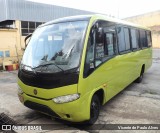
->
[135,66,144,83]
[88,94,100,125]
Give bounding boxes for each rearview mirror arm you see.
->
[24,34,32,48]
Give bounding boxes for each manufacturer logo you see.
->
[33,89,37,95]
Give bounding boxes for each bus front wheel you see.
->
[88,94,100,125]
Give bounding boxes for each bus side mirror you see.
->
[23,34,32,50]
[96,27,104,44]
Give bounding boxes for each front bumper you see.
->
[18,92,90,122]
[24,100,60,118]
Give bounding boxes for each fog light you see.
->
[52,94,80,104]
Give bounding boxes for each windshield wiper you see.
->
[33,62,64,72]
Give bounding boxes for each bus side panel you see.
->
[78,56,126,102]
[78,47,151,105]
[129,51,142,81]
[143,47,152,71]
[78,51,138,104]
[136,48,152,75]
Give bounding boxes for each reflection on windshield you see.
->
[21,21,88,73]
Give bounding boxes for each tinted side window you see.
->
[95,21,117,67]
[117,27,125,52]
[86,37,94,61]
[147,31,152,47]
[117,27,131,53]
[95,30,105,67]
[124,28,131,50]
[139,30,147,48]
[95,38,104,59]
[136,30,141,48]
[84,35,94,77]
[130,29,138,50]
[105,33,115,56]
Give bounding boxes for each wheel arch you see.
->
[93,89,105,106]
[88,88,105,108]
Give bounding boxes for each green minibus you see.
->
[17,14,152,124]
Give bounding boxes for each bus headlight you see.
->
[17,85,23,94]
[52,94,80,104]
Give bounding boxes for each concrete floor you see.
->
[0,49,160,133]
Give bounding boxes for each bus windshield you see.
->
[21,21,88,73]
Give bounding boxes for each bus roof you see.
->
[40,14,150,30]
[41,15,92,26]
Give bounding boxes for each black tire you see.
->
[88,94,100,125]
[135,68,144,83]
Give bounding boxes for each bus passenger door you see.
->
[101,31,122,101]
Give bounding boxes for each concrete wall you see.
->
[0,20,23,65]
[125,11,160,48]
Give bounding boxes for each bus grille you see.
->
[24,101,60,118]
